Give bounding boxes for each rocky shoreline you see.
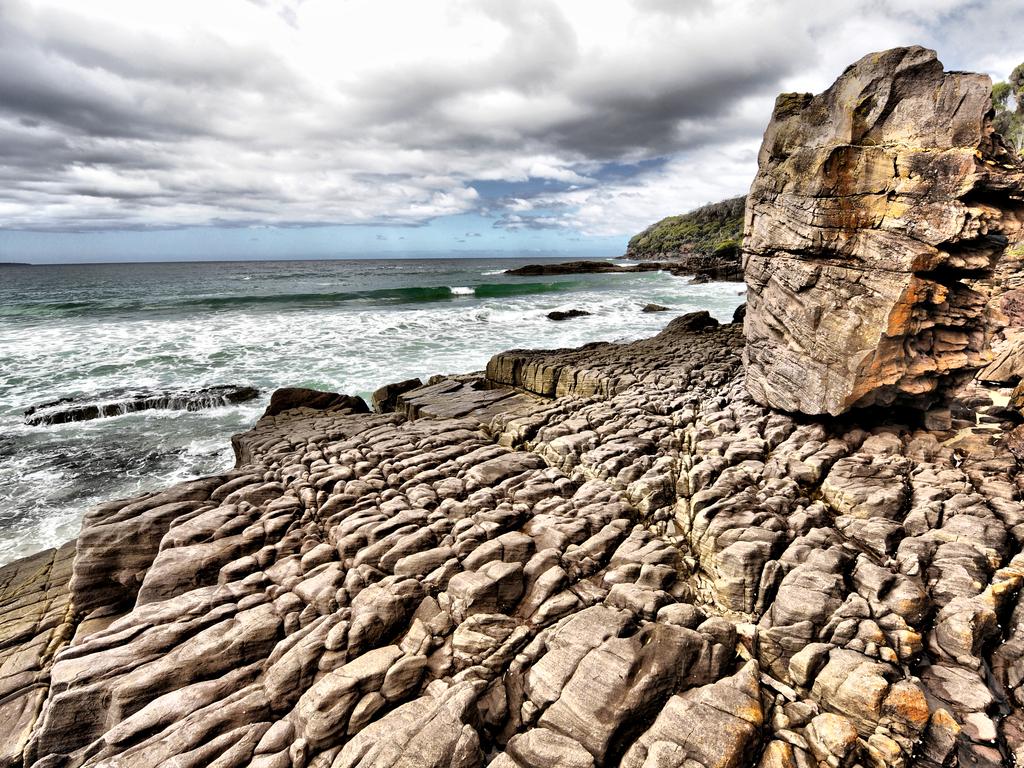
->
[504,257,743,284]
[23,385,261,426]
[3,46,1024,768]
[3,311,1021,767]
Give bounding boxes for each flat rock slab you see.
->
[395,378,543,424]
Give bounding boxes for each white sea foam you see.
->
[0,263,744,564]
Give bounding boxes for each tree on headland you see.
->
[993,63,1024,154]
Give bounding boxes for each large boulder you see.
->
[261,387,369,417]
[743,46,1024,416]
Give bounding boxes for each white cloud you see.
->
[508,140,759,236]
[0,0,1020,235]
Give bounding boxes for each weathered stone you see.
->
[805,712,859,766]
[0,542,76,768]
[744,46,1024,415]
[503,729,595,768]
[262,387,369,418]
[621,661,763,768]
[371,378,423,414]
[537,622,708,763]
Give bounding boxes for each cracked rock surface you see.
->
[2,312,1023,768]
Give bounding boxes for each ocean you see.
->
[0,257,745,565]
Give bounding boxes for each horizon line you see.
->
[0,251,628,267]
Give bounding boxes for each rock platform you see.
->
[1,312,1022,767]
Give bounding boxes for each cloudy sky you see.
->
[0,0,1021,263]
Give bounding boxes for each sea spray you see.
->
[0,257,743,564]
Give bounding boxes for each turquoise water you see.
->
[0,257,745,563]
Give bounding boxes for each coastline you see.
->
[3,310,1020,765]
[6,43,1024,768]
[0,257,744,566]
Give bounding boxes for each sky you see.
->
[0,0,1022,263]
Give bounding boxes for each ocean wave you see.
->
[0,281,587,319]
[0,261,746,565]
[472,281,580,298]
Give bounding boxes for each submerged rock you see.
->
[546,309,592,321]
[23,384,260,426]
[743,46,1024,416]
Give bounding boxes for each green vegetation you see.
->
[626,195,745,259]
[993,63,1024,154]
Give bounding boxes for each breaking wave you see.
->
[0,281,584,319]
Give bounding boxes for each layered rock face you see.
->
[744,46,1024,416]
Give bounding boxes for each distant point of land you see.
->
[0,262,32,266]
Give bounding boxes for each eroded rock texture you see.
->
[2,311,1023,768]
[744,46,1024,416]
[0,543,75,766]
